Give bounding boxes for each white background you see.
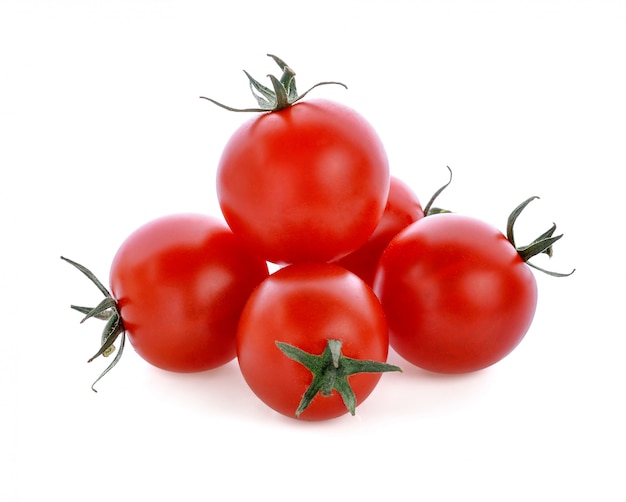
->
[2,1,625,500]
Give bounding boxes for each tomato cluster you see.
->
[64,55,573,421]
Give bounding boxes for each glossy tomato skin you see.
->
[217,98,390,265]
[335,176,424,286]
[109,214,269,372]
[236,263,390,420]
[373,213,538,374]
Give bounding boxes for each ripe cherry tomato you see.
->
[64,213,269,390]
[109,214,269,372]
[216,98,389,264]
[373,212,538,374]
[335,176,424,286]
[236,262,400,420]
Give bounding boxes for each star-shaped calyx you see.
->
[276,339,402,418]
[200,53,347,112]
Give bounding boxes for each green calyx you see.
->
[420,170,574,277]
[275,339,402,418]
[200,54,347,112]
[423,165,454,216]
[506,197,575,277]
[61,256,126,392]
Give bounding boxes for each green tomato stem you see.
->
[505,197,575,277]
[423,166,453,216]
[275,339,402,418]
[61,256,127,392]
[200,53,347,113]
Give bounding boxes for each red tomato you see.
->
[236,263,399,420]
[373,213,538,373]
[335,176,424,286]
[109,213,269,373]
[216,98,390,265]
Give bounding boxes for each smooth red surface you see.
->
[217,98,390,264]
[336,176,424,286]
[236,263,390,420]
[374,213,538,373]
[109,213,269,372]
